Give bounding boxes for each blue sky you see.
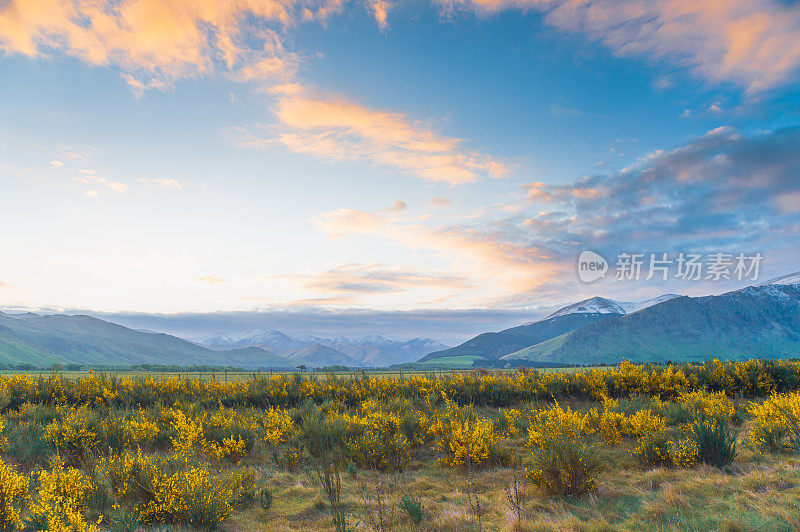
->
[1,0,800,339]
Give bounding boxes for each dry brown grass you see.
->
[211,424,800,531]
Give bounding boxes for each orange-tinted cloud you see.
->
[259,89,508,185]
[312,208,387,236]
[369,0,392,30]
[195,275,228,285]
[442,0,800,92]
[312,207,568,304]
[387,200,407,213]
[75,170,127,196]
[138,178,183,191]
[0,0,303,91]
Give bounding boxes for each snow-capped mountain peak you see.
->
[546,294,682,319]
[190,328,448,367]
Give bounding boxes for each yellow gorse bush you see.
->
[121,411,160,447]
[30,457,98,532]
[427,397,506,467]
[44,406,98,464]
[335,409,411,470]
[627,410,672,466]
[678,390,735,424]
[259,407,294,446]
[0,359,799,530]
[0,459,28,531]
[1,359,798,411]
[582,397,625,445]
[749,391,800,452]
[526,403,599,495]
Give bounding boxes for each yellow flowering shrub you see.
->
[748,391,800,453]
[582,397,625,445]
[427,398,507,467]
[100,450,255,528]
[44,406,98,464]
[30,457,98,532]
[0,418,8,453]
[337,410,410,470]
[627,410,672,466]
[526,403,599,495]
[165,409,206,461]
[259,407,294,447]
[678,390,735,423]
[0,459,28,531]
[121,412,160,447]
[99,449,163,523]
[670,438,699,467]
[153,467,238,529]
[499,408,521,437]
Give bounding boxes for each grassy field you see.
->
[1,360,800,531]
[0,365,586,381]
[231,428,800,531]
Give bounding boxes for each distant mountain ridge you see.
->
[419,294,681,366]
[193,329,448,367]
[0,312,291,368]
[506,284,800,365]
[544,294,682,319]
[418,285,800,367]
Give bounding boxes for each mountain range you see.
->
[0,312,448,369]
[2,280,799,369]
[419,283,800,367]
[0,312,291,368]
[193,329,449,367]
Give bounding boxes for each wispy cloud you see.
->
[441,0,800,92]
[368,0,392,30]
[313,208,388,237]
[313,207,567,306]
[75,170,127,196]
[429,197,452,208]
[312,126,800,306]
[234,87,508,185]
[387,200,407,213]
[138,178,184,192]
[281,262,472,295]
[195,276,228,285]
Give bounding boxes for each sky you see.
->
[1,0,800,340]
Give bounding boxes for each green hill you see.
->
[504,285,800,365]
[418,312,619,364]
[0,312,292,368]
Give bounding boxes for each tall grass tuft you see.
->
[690,416,736,468]
[398,495,424,526]
[298,408,350,532]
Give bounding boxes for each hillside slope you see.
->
[505,285,800,364]
[0,312,291,368]
[418,312,619,363]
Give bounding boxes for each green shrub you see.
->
[298,408,350,532]
[690,417,736,468]
[4,422,52,468]
[398,495,423,525]
[258,486,273,515]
